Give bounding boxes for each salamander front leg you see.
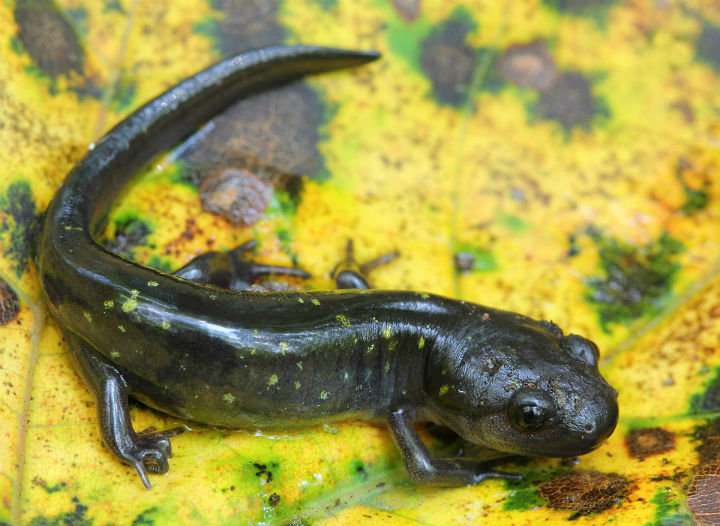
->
[65,333,183,488]
[388,408,521,486]
[331,239,398,289]
[173,240,310,291]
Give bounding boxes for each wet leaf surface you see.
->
[1,0,720,524]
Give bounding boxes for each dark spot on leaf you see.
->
[584,229,683,331]
[111,70,138,112]
[538,72,599,130]
[676,157,710,216]
[65,7,88,37]
[200,168,273,226]
[687,419,720,525]
[538,470,630,517]
[202,0,285,56]
[541,0,616,16]
[13,0,84,78]
[498,41,558,91]
[180,82,328,184]
[31,477,66,494]
[0,180,39,278]
[391,0,421,22]
[697,23,720,71]
[690,369,720,414]
[0,279,20,325]
[27,496,91,526]
[625,427,675,459]
[131,506,159,526]
[419,9,477,106]
[253,462,273,483]
[102,0,125,13]
[103,216,151,258]
[453,243,496,273]
[268,493,281,506]
[314,0,337,10]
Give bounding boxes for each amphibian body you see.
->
[35,45,618,489]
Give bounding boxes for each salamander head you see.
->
[423,311,618,458]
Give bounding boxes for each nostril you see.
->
[585,424,594,432]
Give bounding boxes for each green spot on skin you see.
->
[388,339,398,352]
[121,289,140,313]
[297,297,304,303]
[384,361,390,373]
[147,280,159,287]
[418,335,425,349]
[104,300,114,309]
[280,342,288,354]
[320,391,329,400]
[439,385,449,397]
[223,393,236,404]
[83,311,92,323]
[296,361,303,370]
[268,374,279,386]
[209,294,217,300]
[418,292,430,299]
[311,298,321,306]
[161,320,171,330]
[118,325,126,333]
[336,314,351,328]
[295,381,301,389]
[251,349,257,355]
[110,351,120,359]
[383,327,391,339]
[367,344,375,353]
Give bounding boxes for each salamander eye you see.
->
[508,388,557,432]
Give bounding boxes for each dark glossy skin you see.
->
[34,45,618,489]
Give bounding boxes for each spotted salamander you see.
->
[35,45,618,489]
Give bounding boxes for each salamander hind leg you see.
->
[173,240,310,291]
[331,239,399,289]
[64,332,183,488]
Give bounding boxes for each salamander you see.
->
[34,45,618,489]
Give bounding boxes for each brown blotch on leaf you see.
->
[497,41,558,92]
[625,427,676,459]
[182,83,325,183]
[199,168,273,226]
[391,0,421,23]
[13,0,84,78]
[537,470,631,517]
[0,279,20,325]
[538,72,596,130]
[420,17,477,106]
[687,419,720,525]
[211,0,285,56]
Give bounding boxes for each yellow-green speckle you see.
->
[161,320,171,330]
[279,342,288,354]
[439,385,449,397]
[297,297,305,304]
[388,339,398,352]
[336,314,351,328]
[104,300,114,309]
[384,361,390,373]
[223,393,236,404]
[110,350,120,359]
[148,280,159,287]
[209,294,217,300]
[418,336,425,349]
[311,298,321,306]
[268,374,279,386]
[83,311,93,323]
[121,289,140,313]
[320,391,329,400]
[296,361,303,370]
[418,292,430,299]
[118,325,126,333]
[383,326,391,339]
[367,344,375,353]
[294,381,301,389]
[251,349,257,355]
